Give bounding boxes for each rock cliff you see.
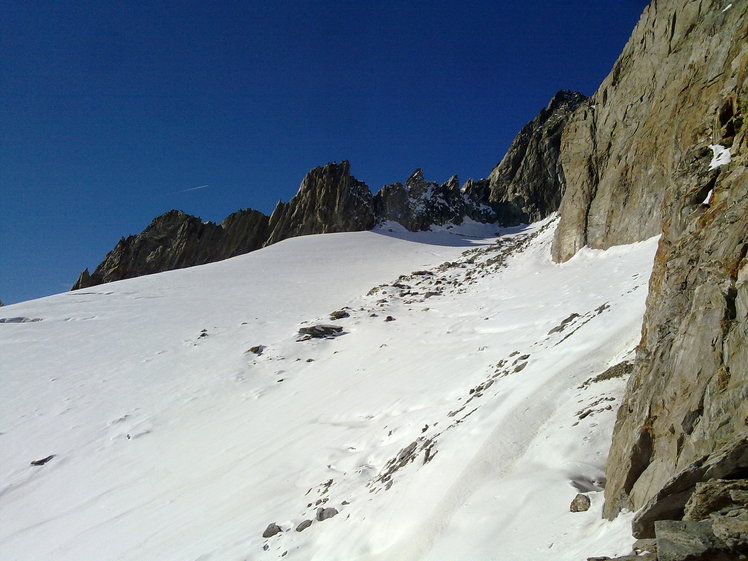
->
[264,161,376,246]
[487,90,586,225]
[552,0,746,263]
[544,0,747,539]
[72,208,269,289]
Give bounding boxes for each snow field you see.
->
[0,218,658,560]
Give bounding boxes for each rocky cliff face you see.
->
[373,169,495,230]
[72,209,269,290]
[552,0,746,263]
[265,161,376,246]
[545,0,747,536]
[487,90,586,225]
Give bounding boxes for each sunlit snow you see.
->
[0,217,658,560]
[708,143,731,170]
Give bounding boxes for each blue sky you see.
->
[1,1,647,305]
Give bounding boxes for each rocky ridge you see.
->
[73,93,577,290]
[73,209,269,290]
[488,89,586,225]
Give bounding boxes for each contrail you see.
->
[180,184,209,193]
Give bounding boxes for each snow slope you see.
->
[0,218,658,560]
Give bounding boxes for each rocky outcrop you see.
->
[73,84,591,291]
[373,169,495,230]
[265,161,376,245]
[487,90,586,225]
[552,0,746,263]
[73,161,503,289]
[547,0,748,527]
[72,208,269,289]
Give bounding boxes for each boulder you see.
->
[570,493,591,512]
[262,522,282,538]
[298,324,343,339]
[315,507,338,522]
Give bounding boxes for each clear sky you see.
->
[1,1,647,305]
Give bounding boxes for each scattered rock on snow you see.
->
[570,493,591,512]
[316,507,338,521]
[384,316,395,322]
[329,310,350,320]
[30,455,55,466]
[579,360,634,388]
[262,522,282,538]
[297,324,343,340]
[548,313,581,334]
[0,317,43,323]
[296,519,313,532]
[248,345,265,355]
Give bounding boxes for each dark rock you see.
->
[384,316,395,322]
[654,519,734,561]
[266,161,376,245]
[248,345,265,355]
[295,519,313,532]
[711,507,748,551]
[30,455,55,466]
[570,493,591,512]
[632,538,657,555]
[488,90,586,226]
[315,507,338,522]
[329,310,350,320]
[298,324,343,339]
[548,312,580,335]
[579,361,634,389]
[588,556,656,561]
[684,479,748,521]
[373,169,496,231]
[262,522,282,538]
[72,208,269,289]
[631,438,748,538]
[0,317,42,324]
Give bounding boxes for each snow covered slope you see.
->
[0,218,658,561]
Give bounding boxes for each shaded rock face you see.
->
[265,160,376,246]
[374,169,495,231]
[552,0,746,263]
[72,209,269,290]
[577,0,748,522]
[487,90,586,226]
